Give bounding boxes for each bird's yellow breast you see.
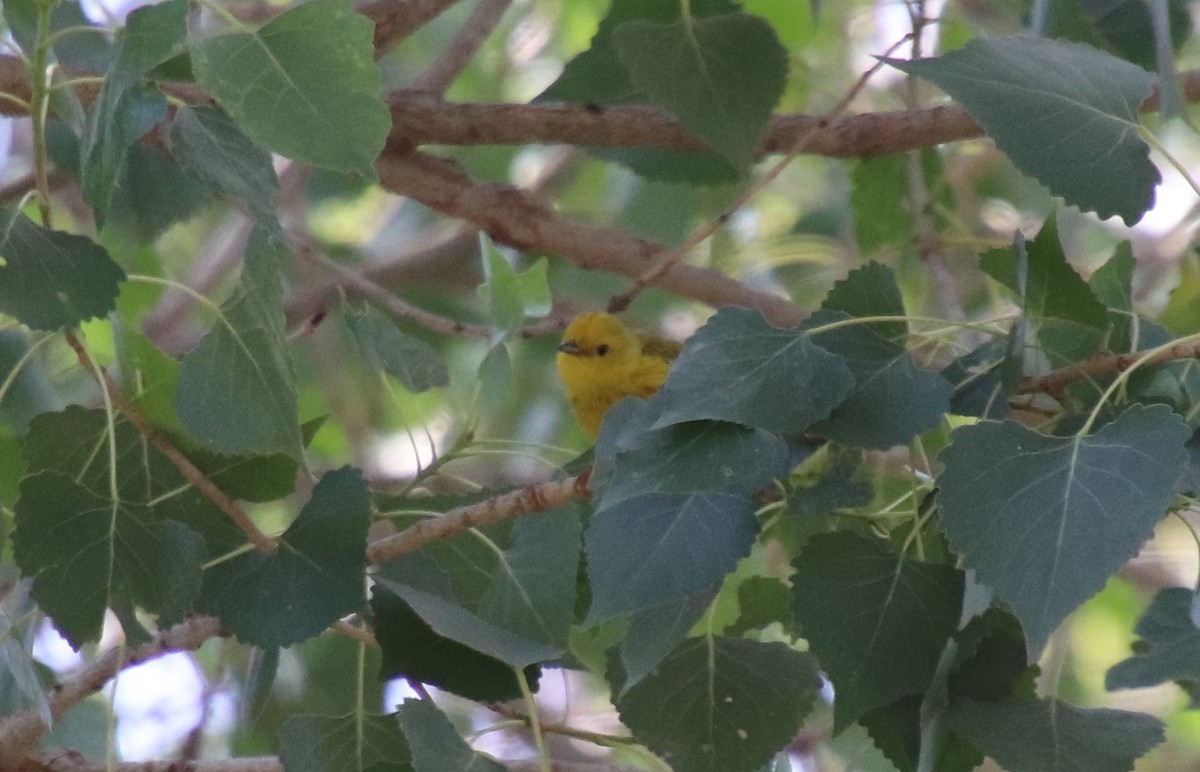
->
[556,312,677,437]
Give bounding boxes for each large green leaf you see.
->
[1106,586,1200,704]
[0,207,126,331]
[342,304,450,393]
[619,588,716,694]
[371,586,539,702]
[807,263,954,448]
[201,467,371,647]
[170,105,280,226]
[585,492,758,624]
[107,142,210,243]
[190,0,390,177]
[980,216,1110,370]
[12,471,204,648]
[651,306,855,433]
[791,532,964,731]
[373,504,581,668]
[612,10,787,169]
[174,228,304,459]
[395,699,506,772]
[615,636,821,772]
[936,404,1189,657]
[277,713,411,772]
[887,37,1158,224]
[946,698,1164,772]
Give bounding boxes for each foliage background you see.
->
[3,0,1200,770]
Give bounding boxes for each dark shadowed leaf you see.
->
[277,712,411,772]
[201,467,370,647]
[652,306,855,433]
[1106,586,1200,704]
[936,405,1189,657]
[343,304,450,393]
[374,505,580,668]
[396,699,506,772]
[174,229,304,459]
[616,637,821,772]
[619,588,716,694]
[371,586,539,702]
[0,207,125,331]
[585,491,758,624]
[791,532,964,730]
[947,698,1164,772]
[887,37,1158,223]
[171,105,280,225]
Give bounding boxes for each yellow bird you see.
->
[556,312,682,437]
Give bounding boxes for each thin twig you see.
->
[411,0,512,95]
[1015,340,1200,397]
[607,33,915,312]
[64,331,279,554]
[366,472,590,564]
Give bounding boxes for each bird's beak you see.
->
[558,340,581,355]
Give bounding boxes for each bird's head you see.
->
[556,312,640,385]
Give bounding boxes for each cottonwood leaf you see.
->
[343,304,449,393]
[396,699,506,772]
[201,467,370,648]
[170,105,279,225]
[619,588,716,694]
[107,142,210,243]
[613,10,787,169]
[278,713,411,772]
[887,37,1158,224]
[1106,586,1200,704]
[942,340,1011,420]
[791,532,964,731]
[652,306,855,433]
[374,505,580,668]
[174,229,303,459]
[191,0,390,177]
[585,492,758,624]
[371,586,539,702]
[12,471,204,648]
[981,215,1110,370]
[615,637,821,772]
[936,404,1189,658]
[595,400,790,505]
[807,263,954,448]
[0,207,125,331]
[80,0,186,226]
[947,698,1164,772]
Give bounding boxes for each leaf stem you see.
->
[515,666,550,772]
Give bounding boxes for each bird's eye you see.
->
[597,344,610,356]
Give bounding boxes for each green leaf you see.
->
[475,341,512,416]
[807,263,954,448]
[373,505,581,668]
[170,105,280,226]
[785,445,873,518]
[190,0,390,177]
[174,228,304,459]
[371,586,539,702]
[946,698,1164,772]
[277,713,411,772]
[619,588,716,693]
[201,467,370,648]
[396,699,506,772]
[651,306,855,433]
[851,154,915,255]
[0,207,126,331]
[107,142,210,242]
[936,404,1189,657]
[1090,242,1137,350]
[728,576,794,638]
[790,532,964,731]
[613,10,788,169]
[595,399,791,505]
[615,637,821,772]
[950,608,1036,703]
[80,0,187,226]
[12,471,204,648]
[980,216,1110,370]
[885,37,1158,223]
[585,492,758,624]
[343,304,449,393]
[941,341,1011,420]
[1106,586,1200,704]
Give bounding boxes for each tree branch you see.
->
[374,149,805,326]
[366,472,591,564]
[0,616,226,768]
[1015,340,1200,397]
